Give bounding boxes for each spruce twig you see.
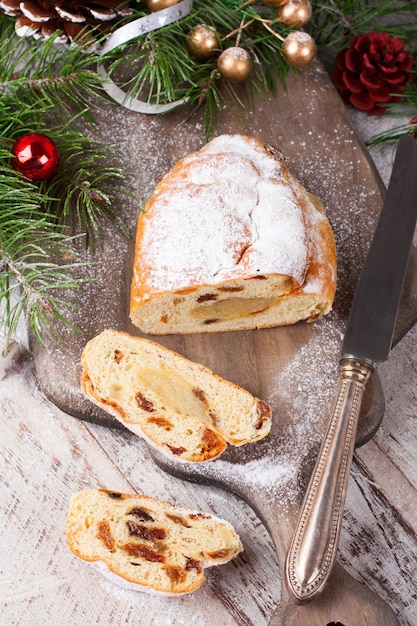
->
[0,179,88,349]
[309,0,417,49]
[100,0,291,138]
[0,14,130,349]
[0,19,103,122]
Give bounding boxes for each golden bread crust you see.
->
[130,134,336,334]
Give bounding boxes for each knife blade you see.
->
[343,134,417,363]
[285,134,417,603]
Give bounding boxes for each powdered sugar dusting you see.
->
[188,314,345,511]
[136,134,311,294]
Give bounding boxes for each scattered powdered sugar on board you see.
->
[283,124,383,314]
[93,106,206,196]
[200,314,345,511]
[348,108,408,187]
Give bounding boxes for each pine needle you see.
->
[0,14,131,348]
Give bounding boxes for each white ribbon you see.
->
[98,0,194,114]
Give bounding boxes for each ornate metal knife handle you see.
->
[285,357,373,602]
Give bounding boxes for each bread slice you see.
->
[80,329,271,462]
[130,134,336,335]
[66,489,243,595]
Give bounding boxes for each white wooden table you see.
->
[2,111,417,626]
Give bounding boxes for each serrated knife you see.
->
[285,134,417,603]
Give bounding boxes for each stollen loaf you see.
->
[80,329,271,462]
[130,134,336,335]
[66,489,243,595]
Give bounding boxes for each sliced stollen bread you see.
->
[130,134,336,335]
[66,489,243,595]
[80,329,272,462]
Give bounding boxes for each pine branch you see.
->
[100,0,292,136]
[366,82,417,145]
[0,128,129,346]
[0,246,85,349]
[310,0,417,49]
[0,21,102,122]
[0,96,131,243]
[0,14,133,348]
[0,179,88,348]
[43,129,130,250]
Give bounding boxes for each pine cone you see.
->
[0,0,131,43]
[332,32,413,115]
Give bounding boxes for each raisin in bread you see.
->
[66,489,243,595]
[130,134,336,335]
[80,329,271,462]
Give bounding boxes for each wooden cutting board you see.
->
[31,58,417,427]
[31,60,416,624]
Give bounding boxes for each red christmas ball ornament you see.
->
[11,133,60,181]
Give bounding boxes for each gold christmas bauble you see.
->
[282,31,316,68]
[217,47,252,82]
[279,0,312,28]
[146,0,180,12]
[187,24,220,60]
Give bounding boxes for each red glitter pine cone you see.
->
[333,32,413,115]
